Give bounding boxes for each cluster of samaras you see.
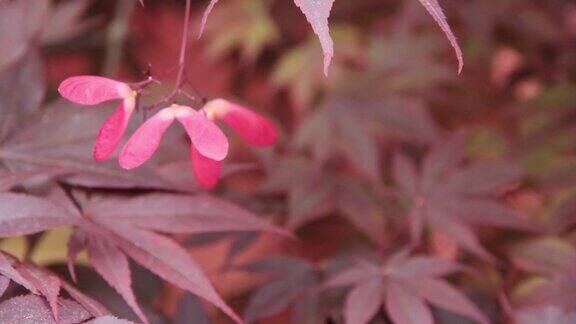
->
[59,76,278,189]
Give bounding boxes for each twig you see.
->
[166,0,192,100]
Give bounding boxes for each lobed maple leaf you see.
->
[514,306,576,324]
[541,195,576,235]
[85,233,147,323]
[0,251,112,322]
[175,293,211,324]
[258,154,387,247]
[508,236,576,310]
[240,257,321,323]
[0,295,91,324]
[271,25,362,110]
[0,100,177,191]
[0,192,79,237]
[1,177,288,323]
[416,0,463,73]
[293,100,382,184]
[292,0,335,76]
[16,263,62,320]
[0,50,45,142]
[40,0,97,46]
[325,251,488,324]
[200,0,280,64]
[0,0,48,72]
[59,192,289,324]
[199,0,462,74]
[293,96,442,185]
[393,133,536,260]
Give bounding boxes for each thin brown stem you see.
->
[166,0,192,100]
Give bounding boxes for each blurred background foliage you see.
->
[1,0,576,323]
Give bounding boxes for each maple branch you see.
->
[166,0,192,100]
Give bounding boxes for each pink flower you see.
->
[58,76,137,161]
[120,100,278,189]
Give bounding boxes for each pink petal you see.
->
[204,99,278,147]
[58,76,132,105]
[292,0,335,75]
[119,108,175,169]
[416,0,464,74]
[191,145,221,189]
[174,105,228,161]
[93,98,136,161]
[198,0,219,38]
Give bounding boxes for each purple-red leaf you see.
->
[443,198,536,231]
[429,215,495,262]
[323,266,377,289]
[242,257,317,322]
[87,316,137,324]
[344,279,383,324]
[176,293,211,324]
[102,224,241,323]
[0,168,70,192]
[292,0,335,75]
[67,229,86,283]
[0,101,176,191]
[334,106,381,183]
[336,181,386,247]
[514,306,576,324]
[244,278,304,322]
[40,0,97,45]
[420,133,466,191]
[392,152,419,196]
[509,237,576,277]
[0,295,90,324]
[61,280,111,317]
[0,193,75,237]
[395,132,530,260]
[88,193,287,236]
[445,160,523,195]
[199,0,219,38]
[0,276,9,297]
[385,283,434,324]
[16,263,61,321]
[415,0,463,73]
[0,252,36,293]
[390,256,462,278]
[411,278,489,324]
[86,234,148,324]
